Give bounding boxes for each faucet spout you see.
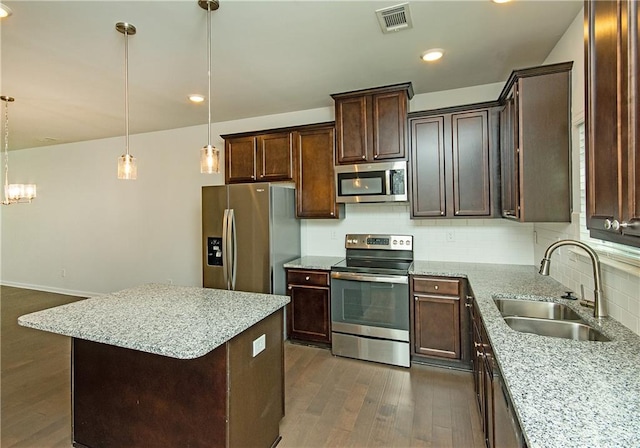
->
[538,239,606,318]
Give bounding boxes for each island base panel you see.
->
[72,338,228,448]
[228,309,284,447]
[72,309,284,448]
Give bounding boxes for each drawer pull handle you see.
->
[434,285,439,290]
[305,276,310,281]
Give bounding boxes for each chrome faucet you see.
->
[539,240,606,318]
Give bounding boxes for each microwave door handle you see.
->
[222,209,229,289]
[385,169,392,195]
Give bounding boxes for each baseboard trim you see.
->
[0,280,98,298]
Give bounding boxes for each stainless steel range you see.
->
[331,234,413,367]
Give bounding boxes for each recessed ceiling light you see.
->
[492,0,511,3]
[189,94,205,103]
[421,49,444,62]
[0,3,13,18]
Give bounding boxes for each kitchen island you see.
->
[18,283,289,448]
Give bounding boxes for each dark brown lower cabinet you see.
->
[72,309,284,448]
[286,269,331,345]
[470,297,524,448]
[411,276,470,367]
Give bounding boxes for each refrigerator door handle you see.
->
[222,209,230,289]
[229,209,237,290]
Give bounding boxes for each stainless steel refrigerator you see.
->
[202,183,300,295]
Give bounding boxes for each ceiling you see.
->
[1,0,583,151]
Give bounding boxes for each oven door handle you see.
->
[330,271,408,284]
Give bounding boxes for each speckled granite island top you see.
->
[411,260,640,448]
[284,256,344,271]
[18,283,290,360]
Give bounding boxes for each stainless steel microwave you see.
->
[335,161,408,203]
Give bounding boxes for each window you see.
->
[578,121,640,267]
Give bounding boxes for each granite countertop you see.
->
[284,256,344,271]
[18,283,290,360]
[410,260,640,448]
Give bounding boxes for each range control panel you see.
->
[345,234,413,250]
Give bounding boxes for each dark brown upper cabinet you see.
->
[585,0,640,247]
[409,104,501,218]
[332,83,414,165]
[293,123,343,219]
[224,131,293,184]
[223,122,341,219]
[498,62,573,222]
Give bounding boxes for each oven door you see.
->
[330,271,409,342]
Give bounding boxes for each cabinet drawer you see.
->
[413,277,460,296]
[286,270,330,287]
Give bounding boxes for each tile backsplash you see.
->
[302,203,535,265]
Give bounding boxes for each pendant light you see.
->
[116,22,137,180]
[199,0,221,174]
[1,95,36,205]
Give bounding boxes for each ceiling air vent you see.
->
[375,3,413,34]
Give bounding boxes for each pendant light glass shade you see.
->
[200,144,219,174]
[1,95,37,205]
[116,22,137,180]
[117,153,137,180]
[199,0,220,174]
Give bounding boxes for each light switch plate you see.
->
[252,334,266,357]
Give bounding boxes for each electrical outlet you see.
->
[60,268,66,278]
[330,230,337,240]
[252,334,266,357]
[168,279,173,285]
[446,230,455,242]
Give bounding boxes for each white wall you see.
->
[1,78,518,297]
[1,107,331,296]
[534,9,640,335]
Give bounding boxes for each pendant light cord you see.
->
[3,99,9,192]
[124,28,130,157]
[207,2,212,147]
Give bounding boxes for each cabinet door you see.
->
[500,89,520,219]
[373,91,407,160]
[225,136,257,183]
[471,310,483,415]
[413,294,460,359]
[257,132,293,181]
[288,285,331,344]
[586,0,621,230]
[451,110,491,216]
[294,126,340,219]
[410,116,447,217]
[335,96,369,164]
[586,0,640,243]
[483,355,496,448]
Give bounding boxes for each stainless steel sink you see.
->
[503,316,610,342]
[494,298,583,321]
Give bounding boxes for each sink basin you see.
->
[494,298,583,321]
[503,316,610,342]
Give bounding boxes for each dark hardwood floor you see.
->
[1,286,484,448]
[1,286,84,448]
